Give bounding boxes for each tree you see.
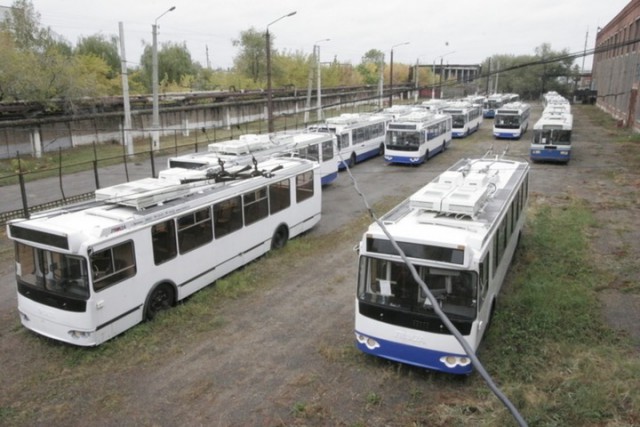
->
[481,43,575,99]
[356,49,384,85]
[0,0,67,52]
[75,34,121,78]
[232,27,267,84]
[139,41,198,92]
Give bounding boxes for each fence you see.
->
[0,102,382,225]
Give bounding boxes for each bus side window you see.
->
[296,171,314,202]
[269,179,291,214]
[91,241,136,291]
[214,196,242,238]
[243,187,268,226]
[177,207,213,253]
[152,220,177,265]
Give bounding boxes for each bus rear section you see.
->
[493,102,531,139]
[530,111,573,163]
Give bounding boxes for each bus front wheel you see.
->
[145,283,175,321]
[350,152,357,167]
[271,225,289,250]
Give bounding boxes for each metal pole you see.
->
[266,28,274,132]
[118,22,133,155]
[266,11,296,133]
[151,6,176,151]
[389,48,394,107]
[151,23,160,150]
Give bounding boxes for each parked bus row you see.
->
[5,111,398,347]
[6,98,529,378]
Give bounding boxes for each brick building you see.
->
[592,0,640,128]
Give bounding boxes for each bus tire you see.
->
[144,283,175,321]
[378,143,385,156]
[350,152,357,167]
[271,224,289,250]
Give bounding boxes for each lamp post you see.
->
[151,6,176,151]
[266,11,297,133]
[389,42,409,107]
[314,38,330,121]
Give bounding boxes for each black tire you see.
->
[145,283,175,321]
[271,225,289,250]
[378,143,385,156]
[350,152,357,167]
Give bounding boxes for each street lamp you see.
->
[266,11,297,133]
[314,38,330,121]
[389,42,409,107]
[151,6,176,151]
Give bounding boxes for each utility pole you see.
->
[118,22,133,155]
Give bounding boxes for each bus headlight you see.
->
[440,355,471,368]
[68,330,91,340]
[356,333,380,350]
[560,151,568,155]
[532,150,540,154]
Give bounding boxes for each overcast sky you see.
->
[23,0,631,71]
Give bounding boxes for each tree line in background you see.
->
[0,0,578,114]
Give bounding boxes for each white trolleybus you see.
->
[166,132,338,186]
[7,157,321,346]
[442,101,483,138]
[355,154,530,374]
[482,93,510,118]
[310,113,390,169]
[493,102,531,139]
[383,111,452,165]
[530,110,573,164]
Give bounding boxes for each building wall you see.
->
[592,0,640,128]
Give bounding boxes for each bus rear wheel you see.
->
[271,225,289,250]
[145,283,175,321]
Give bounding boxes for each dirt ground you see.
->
[0,103,638,426]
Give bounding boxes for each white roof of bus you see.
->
[534,112,573,129]
[366,157,528,254]
[12,157,316,250]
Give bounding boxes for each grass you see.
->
[479,197,640,425]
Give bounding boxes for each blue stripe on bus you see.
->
[530,149,570,163]
[355,332,473,375]
[321,171,338,185]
